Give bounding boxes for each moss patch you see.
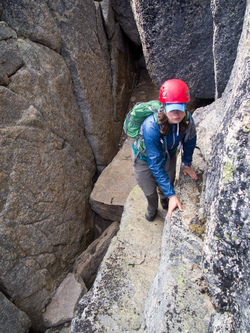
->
[223,161,236,184]
[189,217,206,240]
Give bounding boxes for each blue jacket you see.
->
[132,113,196,198]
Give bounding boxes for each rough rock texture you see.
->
[211,0,246,98]
[0,37,96,329]
[0,22,23,86]
[43,273,87,328]
[1,0,62,52]
[111,0,141,45]
[0,292,31,333]
[0,0,138,327]
[1,0,249,331]
[194,3,249,331]
[131,0,215,98]
[143,150,214,332]
[144,219,214,332]
[70,149,215,332]
[45,326,71,333]
[130,0,246,100]
[71,2,249,331]
[100,1,138,136]
[1,0,137,172]
[46,0,137,171]
[70,185,165,333]
[74,221,120,289]
[90,138,137,221]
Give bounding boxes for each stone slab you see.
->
[90,138,137,220]
[43,273,86,327]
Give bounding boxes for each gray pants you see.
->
[132,150,176,214]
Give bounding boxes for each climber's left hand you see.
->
[183,166,198,180]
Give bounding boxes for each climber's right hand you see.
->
[168,195,183,220]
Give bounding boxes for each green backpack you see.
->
[123,100,162,158]
[123,100,162,139]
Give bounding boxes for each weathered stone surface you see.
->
[70,2,250,325]
[90,138,137,221]
[0,39,23,76]
[70,149,211,332]
[94,213,115,239]
[43,273,87,328]
[144,154,214,332]
[0,21,17,40]
[45,327,70,333]
[0,1,248,332]
[1,0,62,52]
[0,22,23,85]
[145,222,214,332]
[74,221,120,289]
[47,0,136,171]
[208,312,235,332]
[70,186,165,332]
[131,0,215,98]
[0,64,9,85]
[194,3,249,331]
[0,291,31,333]
[100,0,116,40]
[45,326,70,333]
[111,0,141,45]
[0,39,96,329]
[211,0,246,98]
[106,19,138,130]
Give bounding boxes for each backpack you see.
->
[123,100,162,139]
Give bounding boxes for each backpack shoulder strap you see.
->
[153,112,158,123]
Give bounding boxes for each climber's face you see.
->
[166,110,186,124]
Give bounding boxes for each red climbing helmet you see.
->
[159,79,190,103]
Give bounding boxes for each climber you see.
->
[132,79,197,221]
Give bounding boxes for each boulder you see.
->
[144,151,214,332]
[47,0,137,171]
[130,0,246,100]
[102,14,138,133]
[1,0,62,52]
[131,0,215,98]
[70,185,165,332]
[0,38,96,329]
[0,22,23,85]
[90,138,137,221]
[144,217,214,332]
[110,0,141,45]
[74,221,120,289]
[0,292,31,333]
[42,273,87,328]
[100,0,116,40]
[194,3,250,331]
[0,21,17,40]
[1,0,137,172]
[211,0,246,98]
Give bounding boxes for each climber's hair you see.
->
[158,111,188,136]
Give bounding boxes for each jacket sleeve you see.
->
[182,115,197,165]
[142,117,176,198]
